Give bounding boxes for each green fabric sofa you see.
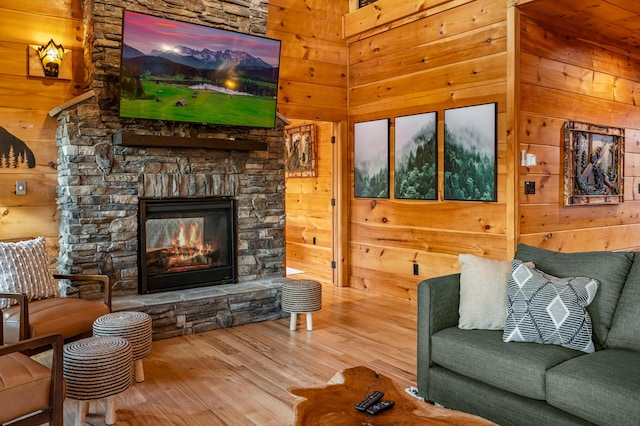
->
[417,244,640,426]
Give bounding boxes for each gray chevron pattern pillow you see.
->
[503,259,599,353]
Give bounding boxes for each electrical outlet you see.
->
[524,181,535,195]
[15,181,26,195]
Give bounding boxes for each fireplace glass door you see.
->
[139,198,235,293]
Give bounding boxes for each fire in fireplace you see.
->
[139,198,236,293]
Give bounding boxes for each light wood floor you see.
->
[63,283,418,425]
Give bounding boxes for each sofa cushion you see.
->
[431,327,583,400]
[547,349,640,426]
[0,237,58,309]
[605,253,640,350]
[458,254,511,330]
[515,243,633,347]
[503,260,598,353]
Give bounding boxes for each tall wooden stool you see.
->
[93,311,153,383]
[63,336,133,426]
[282,279,322,331]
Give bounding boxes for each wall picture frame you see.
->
[354,118,389,198]
[444,103,497,202]
[285,124,317,178]
[564,120,624,205]
[394,111,438,200]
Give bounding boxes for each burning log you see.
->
[146,246,222,274]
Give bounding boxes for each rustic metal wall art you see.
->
[564,121,624,205]
[285,124,317,178]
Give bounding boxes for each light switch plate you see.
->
[16,181,26,195]
[524,181,535,195]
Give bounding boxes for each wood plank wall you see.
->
[267,0,349,122]
[267,1,349,285]
[284,120,334,282]
[345,0,511,300]
[518,15,640,252]
[0,0,83,257]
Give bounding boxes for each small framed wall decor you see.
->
[443,103,497,201]
[354,118,389,198]
[564,120,624,206]
[285,124,317,178]
[394,111,438,200]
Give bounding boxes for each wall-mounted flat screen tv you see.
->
[119,10,281,129]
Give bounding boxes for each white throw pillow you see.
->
[0,237,58,309]
[458,254,511,330]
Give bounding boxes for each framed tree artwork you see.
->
[564,120,624,205]
[444,103,497,201]
[394,111,437,200]
[354,119,389,198]
[285,124,317,178]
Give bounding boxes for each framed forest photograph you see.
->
[354,119,389,198]
[394,111,437,200]
[285,124,317,178]
[444,103,497,201]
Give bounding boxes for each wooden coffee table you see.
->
[290,366,496,425]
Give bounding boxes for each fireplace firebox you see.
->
[139,198,236,294]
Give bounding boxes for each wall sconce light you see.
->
[28,38,71,80]
[37,39,64,78]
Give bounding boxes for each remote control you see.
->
[354,391,384,411]
[365,400,395,415]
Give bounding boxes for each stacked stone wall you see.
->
[55,0,285,297]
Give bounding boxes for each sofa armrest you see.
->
[417,273,461,401]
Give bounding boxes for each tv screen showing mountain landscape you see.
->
[119,11,281,128]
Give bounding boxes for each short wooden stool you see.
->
[281,279,322,331]
[63,336,133,426]
[93,311,153,383]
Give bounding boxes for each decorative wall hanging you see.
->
[358,0,378,8]
[285,124,317,178]
[394,111,437,200]
[564,121,624,205]
[0,126,36,169]
[444,103,497,201]
[354,119,389,198]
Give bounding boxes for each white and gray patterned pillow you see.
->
[503,259,598,353]
[0,237,58,309]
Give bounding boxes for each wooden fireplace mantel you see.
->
[112,132,268,151]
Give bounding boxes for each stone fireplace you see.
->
[50,0,289,338]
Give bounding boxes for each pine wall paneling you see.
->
[285,120,334,283]
[0,0,82,254]
[518,14,640,252]
[346,0,511,300]
[267,0,350,285]
[267,0,349,122]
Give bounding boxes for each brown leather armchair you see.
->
[1,274,111,347]
[0,330,65,426]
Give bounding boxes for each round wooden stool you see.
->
[63,336,133,426]
[93,311,153,383]
[281,279,322,331]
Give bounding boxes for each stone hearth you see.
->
[113,278,289,340]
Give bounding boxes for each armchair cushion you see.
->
[0,237,58,309]
[0,333,64,425]
[2,297,110,343]
[0,352,53,424]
